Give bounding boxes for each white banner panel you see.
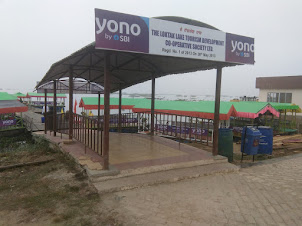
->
[95,9,255,64]
[149,18,226,61]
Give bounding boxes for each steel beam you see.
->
[118,84,122,133]
[151,75,155,135]
[53,80,57,136]
[96,91,100,154]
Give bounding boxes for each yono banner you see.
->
[95,9,254,64]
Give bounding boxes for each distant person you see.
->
[254,113,265,127]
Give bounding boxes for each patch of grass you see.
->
[65,184,80,193]
[0,131,34,151]
[0,134,121,225]
[0,135,56,167]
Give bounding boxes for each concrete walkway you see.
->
[101,154,302,225]
[35,131,238,194]
[21,110,44,131]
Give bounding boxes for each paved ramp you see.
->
[22,110,44,131]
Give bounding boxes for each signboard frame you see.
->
[95,8,255,65]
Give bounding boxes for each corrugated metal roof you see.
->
[269,102,300,110]
[79,97,147,107]
[256,76,302,89]
[231,101,269,113]
[0,92,17,101]
[133,100,234,114]
[37,79,104,94]
[0,100,28,113]
[79,97,300,116]
[36,17,240,92]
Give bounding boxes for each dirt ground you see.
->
[0,134,121,226]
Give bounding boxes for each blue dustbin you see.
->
[257,126,273,155]
[41,117,45,123]
[241,127,262,155]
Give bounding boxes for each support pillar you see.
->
[118,84,122,133]
[284,109,287,132]
[44,89,47,134]
[53,80,57,136]
[295,109,297,126]
[212,66,223,156]
[103,52,111,170]
[69,66,73,140]
[151,75,155,135]
[279,110,282,132]
[97,91,101,154]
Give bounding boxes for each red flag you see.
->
[74,99,77,114]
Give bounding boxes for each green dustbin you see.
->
[218,128,233,162]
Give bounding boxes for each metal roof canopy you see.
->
[37,16,250,169]
[36,17,241,91]
[36,78,104,94]
[37,43,240,92]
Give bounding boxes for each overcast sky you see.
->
[1,0,301,97]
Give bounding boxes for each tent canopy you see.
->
[231,101,280,119]
[79,97,146,110]
[13,92,27,98]
[0,92,28,114]
[0,92,18,101]
[269,102,300,110]
[133,100,237,120]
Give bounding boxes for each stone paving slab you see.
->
[100,154,302,225]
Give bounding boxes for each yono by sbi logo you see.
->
[231,40,254,53]
[96,18,141,36]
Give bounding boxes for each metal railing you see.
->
[137,111,213,145]
[73,113,103,155]
[44,111,214,158]
[45,113,103,155]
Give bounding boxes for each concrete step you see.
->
[93,162,239,194]
[89,155,228,183]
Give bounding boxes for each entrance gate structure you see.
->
[36,9,255,170]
